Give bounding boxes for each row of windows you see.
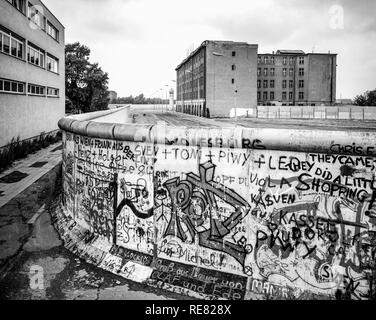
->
[6,0,60,42]
[257,67,305,77]
[1,27,60,73]
[258,91,305,100]
[0,78,25,93]
[0,78,59,97]
[258,56,276,64]
[257,79,304,89]
[258,56,305,65]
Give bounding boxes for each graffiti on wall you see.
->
[62,133,376,299]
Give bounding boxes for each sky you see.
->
[43,0,376,99]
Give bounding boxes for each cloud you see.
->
[43,0,376,99]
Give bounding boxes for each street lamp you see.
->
[164,84,169,112]
[150,88,162,110]
[171,80,176,111]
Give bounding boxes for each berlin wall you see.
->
[56,108,376,300]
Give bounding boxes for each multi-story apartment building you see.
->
[0,0,65,147]
[257,50,337,106]
[176,40,258,118]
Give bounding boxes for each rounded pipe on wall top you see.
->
[58,107,376,155]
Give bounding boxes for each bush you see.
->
[0,131,62,173]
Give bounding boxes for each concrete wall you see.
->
[205,42,258,117]
[57,108,376,300]
[307,54,337,105]
[0,0,65,147]
[255,105,376,120]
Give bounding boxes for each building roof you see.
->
[276,50,306,55]
[175,40,257,71]
[259,50,337,56]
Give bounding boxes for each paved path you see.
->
[0,142,63,209]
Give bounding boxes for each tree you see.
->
[65,42,110,113]
[354,89,376,106]
[112,94,167,105]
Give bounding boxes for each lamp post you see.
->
[150,88,162,110]
[164,84,169,112]
[171,80,176,111]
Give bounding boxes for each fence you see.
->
[253,105,376,120]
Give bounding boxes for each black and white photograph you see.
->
[0,0,375,313]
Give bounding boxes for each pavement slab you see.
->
[0,142,63,209]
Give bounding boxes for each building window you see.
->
[28,3,46,30]
[270,92,275,100]
[270,80,275,88]
[257,80,261,89]
[257,68,261,76]
[257,92,261,101]
[47,87,59,97]
[282,92,287,100]
[232,51,236,57]
[231,64,236,71]
[0,30,24,59]
[264,56,269,64]
[1,33,10,54]
[282,68,287,77]
[28,83,45,96]
[263,92,268,100]
[231,78,235,84]
[299,56,305,65]
[299,80,304,88]
[46,54,59,73]
[289,92,293,100]
[0,78,25,94]
[27,44,45,68]
[289,57,294,65]
[270,68,275,76]
[271,56,275,64]
[47,22,59,41]
[263,68,268,76]
[282,80,287,89]
[289,68,293,77]
[257,56,261,64]
[299,92,304,100]
[263,80,268,88]
[283,56,287,65]
[289,80,294,88]
[6,0,26,13]
[299,68,304,76]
